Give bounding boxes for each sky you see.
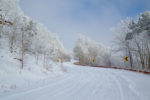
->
[19,0,150,49]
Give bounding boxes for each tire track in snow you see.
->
[107,70,141,100]
[112,71,141,99]
[64,69,98,100]
[88,70,121,100]
[42,71,91,100]
[35,76,84,100]
[108,72,126,100]
[0,74,77,100]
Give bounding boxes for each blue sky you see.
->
[19,0,150,49]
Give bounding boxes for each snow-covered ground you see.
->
[1,62,150,100]
[0,37,64,94]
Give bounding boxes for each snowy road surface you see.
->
[1,63,150,100]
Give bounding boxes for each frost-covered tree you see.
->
[74,34,112,66]
[112,18,134,68]
[0,0,71,69]
[113,11,150,71]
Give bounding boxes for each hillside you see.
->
[0,0,70,93]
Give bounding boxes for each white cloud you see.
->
[19,0,149,49]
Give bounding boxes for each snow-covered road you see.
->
[1,63,150,100]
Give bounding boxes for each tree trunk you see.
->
[10,35,14,53]
[148,55,150,70]
[126,43,133,68]
[21,32,24,69]
[128,48,133,68]
[136,42,145,69]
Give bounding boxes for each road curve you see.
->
[1,63,150,100]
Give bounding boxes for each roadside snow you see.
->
[0,38,64,93]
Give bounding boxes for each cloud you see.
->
[19,0,150,49]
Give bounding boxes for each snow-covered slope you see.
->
[1,62,150,100]
[0,0,70,93]
[0,0,71,61]
[0,37,64,93]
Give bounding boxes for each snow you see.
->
[1,1,150,100]
[1,62,150,100]
[0,0,70,96]
[0,37,64,94]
